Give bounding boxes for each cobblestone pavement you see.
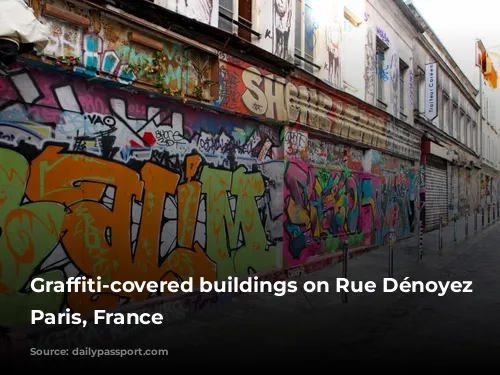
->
[58,217,500,365]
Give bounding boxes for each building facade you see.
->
[407,2,482,230]
[0,0,492,326]
[479,102,500,215]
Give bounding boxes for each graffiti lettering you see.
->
[0,66,283,326]
[284,128,308,157]
[284,157,417,266]
[155,129,186,146]
[241,67,334,131]
[409,71,414,105]
[376,26,390,46]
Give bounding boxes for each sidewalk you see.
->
[8,212,500,358]
[109,214,500,364]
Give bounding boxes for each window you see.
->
[294,0,302,66]
[238,0,252,41]
[417,68,425,114]
[452,104,458,138]
[465,117,470,148]
[459,111,465,143]
[219,0,234,33]
[488,135,491,160]
[466,117,472,148]
[443,94,450,133]
[376,37,389,103]
[399,59,408,117]
[218,0,253,41]
[295,0,315,73]
[472,122,477,152]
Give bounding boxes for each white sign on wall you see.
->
[425,62,438,121]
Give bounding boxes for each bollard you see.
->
[453,214,457,242]
[488,204,491,225]
[342,240,348,303]
[482,206,485,227]
[465,209,469,236]
[494,205,496,221]
[474,208,478,231]
[438,215,443,251]
[389,229,395,277]
[418,220,423,262]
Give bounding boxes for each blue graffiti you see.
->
[377,51,390,82]
[304,2,318,52]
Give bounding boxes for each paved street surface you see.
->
[29,216,500,365]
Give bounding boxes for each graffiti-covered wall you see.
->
[33,0,219,101]
[0,66,283,326]
[282,127,418,267]
[0,0,425,328]
[217,57,421,162]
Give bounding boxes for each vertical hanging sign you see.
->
[425,62,438,121]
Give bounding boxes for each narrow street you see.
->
[96,220,500,364]
[2,0,500,368]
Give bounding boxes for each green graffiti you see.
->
[200,166,277,279]
[348,232,365,247]
[117,42,189,90]
[0,149,66,326]
[316,169,331,191]
[325,233,340,253]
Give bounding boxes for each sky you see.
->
[410,0,500,125]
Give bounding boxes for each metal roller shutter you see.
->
[425,156,448,230]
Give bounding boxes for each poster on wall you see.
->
[425,62,438,121]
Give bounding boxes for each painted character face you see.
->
[276,0,288,16]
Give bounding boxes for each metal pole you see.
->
[482,206,485,227]
[439,215,443,251]
[389,229,395,277]
[465,209,469,236]
[494,204,496,221]
[418,220,423,262]
[453,214,457,242]
[488,204,491,224]
[474,207,478,231]
[342,240,348,303]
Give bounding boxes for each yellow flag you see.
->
[484,55,498,89]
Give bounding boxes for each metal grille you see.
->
[425,161,448,229]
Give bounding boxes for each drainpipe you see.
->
[477,39,484,208]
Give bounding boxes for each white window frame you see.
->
[295,0,317,73]
[416,67,425,115]
[376,37,389,105]
[219,0,235,33]
[442,93,450,133]
[452,103,458,138]
[472,122,477,152]
[399,59,408,118]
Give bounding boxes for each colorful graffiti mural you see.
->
[36,0,218,99]
[283,150,417,267]
[0,66,283,326]
[0,64,420,326]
